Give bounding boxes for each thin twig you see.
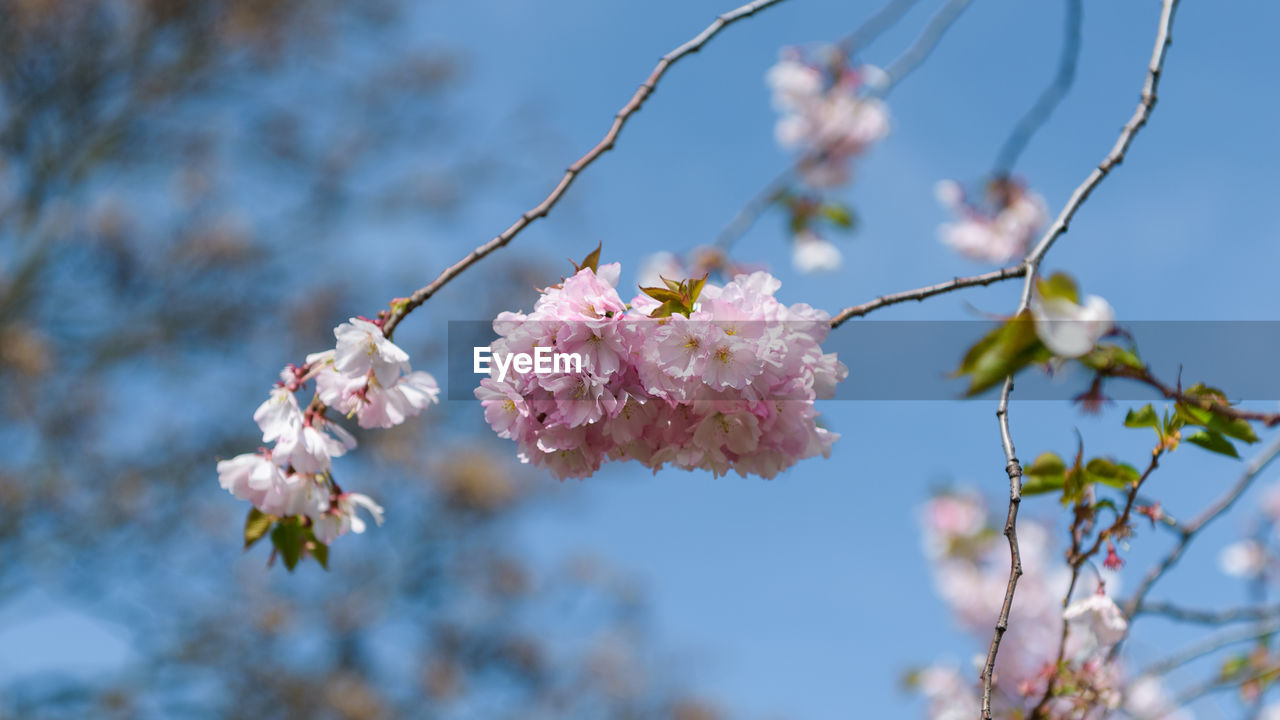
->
[991,0,1083,175]
[827,264,1024,328]
[1019,0,1180,272]
[980,2,1182,714]
[1136,601,1280,626]
[380,0,791,337]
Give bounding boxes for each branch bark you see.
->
[980,2,1182,714]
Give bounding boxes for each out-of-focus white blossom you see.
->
[791,231,843,273]
[1218,539,1267,577]
[312,492,385,545]
[1063,593,1129,650]
[1030,289,1115,359]
[766,49,889,188]
[936,178,1048,263]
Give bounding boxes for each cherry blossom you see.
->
[936,178,1048,263]
[791,230,843,273]
[912,490,1180,719]
[1030,287,1116,359]
[218,314,439,554]
[312,492,385,545]
[766,48,889,188]
[476,263,846,480]
[1063,592,1129,651]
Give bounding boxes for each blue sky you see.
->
[8,0,1280,717]
[402,0,1280,716]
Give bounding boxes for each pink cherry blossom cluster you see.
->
[914,490,1187,720]
[935,177,1049,263]
[217,318,439,547]
[765,46,890,188]
[476,263,846,480]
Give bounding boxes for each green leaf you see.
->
[1174,401,1214,428]
[1207,414,1259,444]
[1023,452,1067,495]
[1079,343,1143,372]
[1124,405,1159,430]
[1036,272,1079,304]
[244,508,275,549]
[1084,458,1141,489]
[1185,430,1240,459]
[639,286,684,304]
[1185,383,1229,403]
[271,521,304,571]
[820,203,857,230]
[308,537,329,570]
[955,311,1051,396]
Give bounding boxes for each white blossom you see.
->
[1063,593,1128,650]
[791,231,843,273]
[1031,291,1115,359]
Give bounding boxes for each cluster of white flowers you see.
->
[477,263,845,480]
[914,490,1187,720]
[936,178,1048,263]
[766,47,890,189]
[217,318,439,548]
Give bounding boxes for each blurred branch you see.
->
[1138,618,1280,679]
[381,0,791,337]
[991,0,1082,175]
[1137,601,1280,626]
[877,0,974,93]
[837,0,926,55]
[981,1,1182,715]
[828,264,1024,328]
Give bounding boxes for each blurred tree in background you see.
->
[0,1,720,717]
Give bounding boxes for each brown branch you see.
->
[379,0,792,337]
[980,378,1025,720]
[827,265,1024,328]
[1099,363,1280,428]
[981,2,1182,714]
